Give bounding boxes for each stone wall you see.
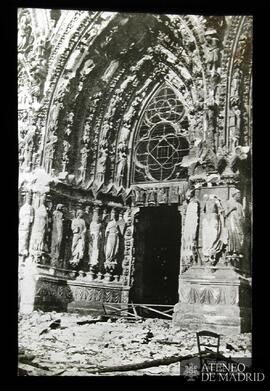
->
[18,10,252,327]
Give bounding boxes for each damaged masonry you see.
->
[18,9,252,376]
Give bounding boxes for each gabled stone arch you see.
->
[93,43,206,189]
[21,11,250,191]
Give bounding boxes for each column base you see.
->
[173,266,251,335]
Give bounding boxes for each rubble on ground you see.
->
[18,311,252,376]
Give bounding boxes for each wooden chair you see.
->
[196,330,221,371]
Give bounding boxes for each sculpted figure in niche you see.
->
[230,67,242,106]
[157,187,168,204]
[89,208,101,267]
[148,188,157,205]
[50,204,64,266]
[19,193,34,259]
[225,189,245,255]
[18,12,33,53]
[205,30,220,76]
[62,140,71,172]
[21,129,35,171]
[70,210,86,267]
[202,194,226,264]
[45,131,57,174]
[65,112,74,136]
[96,141,109,183]
[29,56,47,97]
[34,34,46,58]
[134,188,145,206]
[231,105,241,147]
[30,195,48,254]
[181,189,200,270]
[104,209,120,267]
[79,145,90,182]
[115,142,128,188]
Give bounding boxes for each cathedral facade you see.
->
[18,9,252,334]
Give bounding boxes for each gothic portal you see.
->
[18,9,252,334]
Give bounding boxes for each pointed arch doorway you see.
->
[128,83,188,311]
[130,205,181,306]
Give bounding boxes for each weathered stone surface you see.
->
[173,266,251,334]
[18,10,252,357]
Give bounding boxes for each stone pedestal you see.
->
[173,266,251,335]
[19,263,130,314]
[19,258,39,314]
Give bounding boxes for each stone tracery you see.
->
[18,10,252,334]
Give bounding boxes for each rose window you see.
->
[133,85,189,183]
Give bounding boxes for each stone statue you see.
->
[62,140,71,172]
[29,57,47,100]
[202,194,226,264]
[21,129,35,171]
[70,210,86,267]
[104,209,120,267]
[230,67,242,105]
[19,193,34,258]
[82,122,91,145]
[96,142,108,183]
[64,112,74,136]
[225,189,245,255]
[115,143,127,187]
[119,125,130,144]
[34,34,46,58]
[181,189,200,270]
[157,187,168,204]
[134,188,145,206]
[18,12,33,53]
[231,105,241,147]
[102,60,119,83]
[30,195,48,254]
[50,204,64,266]
[205,30,220,75]
[148,188,156,205]
[89,208,101,267]
[45,131,58,173]
[79,145,90,181]
[54,77,69,105]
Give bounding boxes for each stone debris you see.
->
[18,311,252,376]
[39,319,61,335]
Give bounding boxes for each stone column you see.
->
[120,207,135,286]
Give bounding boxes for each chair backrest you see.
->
[196,330,220,355]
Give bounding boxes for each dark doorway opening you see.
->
[131,206,181,309]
